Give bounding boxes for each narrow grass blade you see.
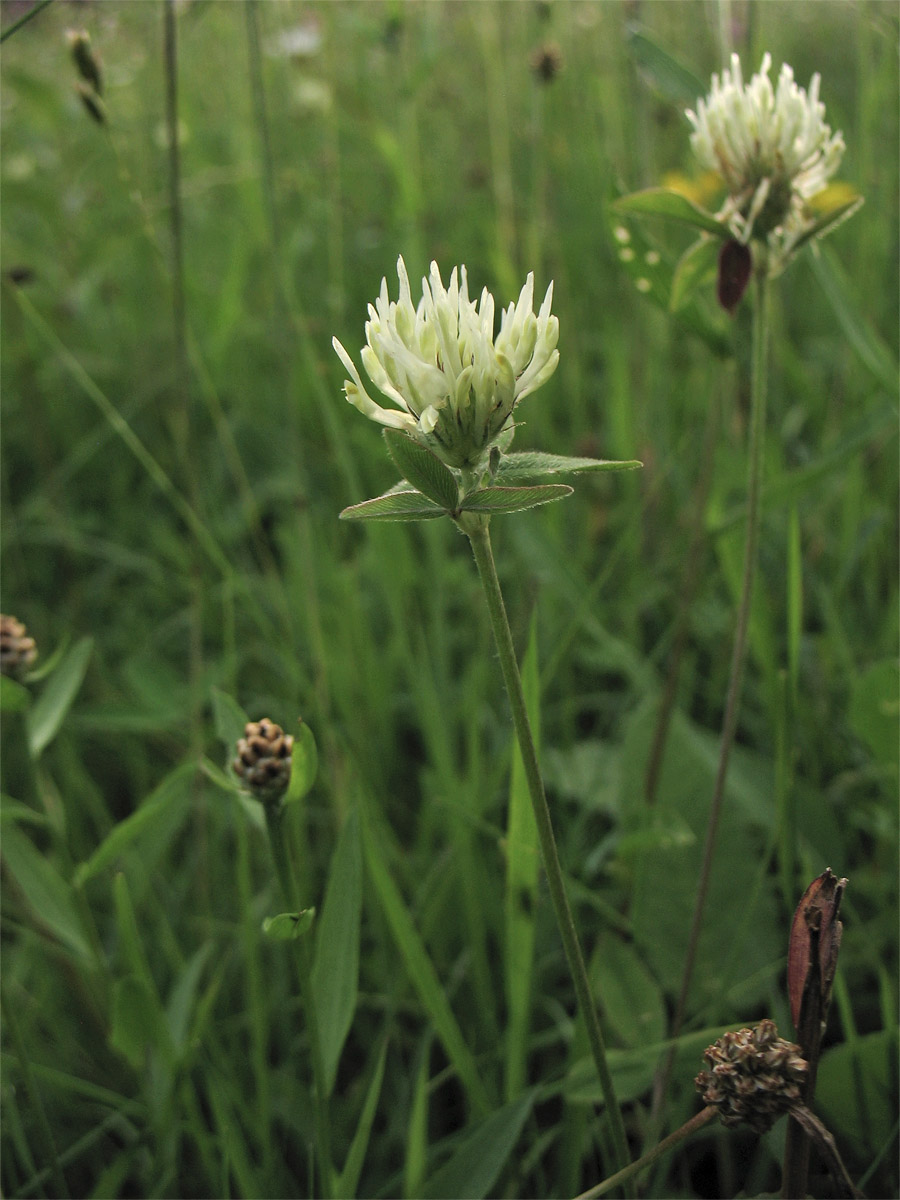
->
[0,822,93,960]
[336,1038,389,1199]
[74,762,196,886]
[404,1039,431,1200]
[360,798,491,1115]
[422,1089,536,1199]
[312,807,362,1095]
[27,636,93,757]
[504,615,540,1102]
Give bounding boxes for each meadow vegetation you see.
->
[1,2,897,1197]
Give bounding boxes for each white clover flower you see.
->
[332,257,559,470]
[686,54,845,258]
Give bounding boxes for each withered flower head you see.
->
[233,718,294,802]
[695,1019,808,1133]
[0,614,38,680]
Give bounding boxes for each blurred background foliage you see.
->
[1,1,897,1197]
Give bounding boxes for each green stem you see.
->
[576,1106,717,1199]
[463,516,632,1188]
[264,804,334,1199]
[655,268,770,1117]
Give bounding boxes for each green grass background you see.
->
[1,2,897,1197]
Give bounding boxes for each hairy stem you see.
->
[464,516,632,1190]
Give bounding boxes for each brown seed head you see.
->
[695,1020,808,1133]
[0,615,38,680]
[232,718,294,802]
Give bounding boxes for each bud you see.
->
[67,30,103,96]
[695,1019,808,1134]
[0,615,38,680]
[232,718,294,803]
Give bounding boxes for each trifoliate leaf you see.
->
[612,187,729,236]
[495,453,641,482]
[459,485,573,514]
[383,429,460,511]
[340,490,445,522]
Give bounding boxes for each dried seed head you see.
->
[67,29,103,96]
[695,1020,808,1133]
[0,615,38,680]
[232,718,294,802]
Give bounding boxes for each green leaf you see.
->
[312,807,362,1094]
[613,188,728,236]
[422,1090,536,1199]
[0,822,92,959]
[590,936,666,1049]
[504,616,540,1102]
[74,761,196,886]
[284,720,318,804]
[384,429,460,511]
[361,797,491,1115]
[495,452,642,482]
[625,29,704,104]
[0,675,31,713]
[110,975,167,1069]
[27,635,93,756]
[459,484,573,514]
[670,235,720,311]
[816,1028,898,1156]
[262,908,316,940]
[340,489,445,522]
[336,1038,389,1198]
[210,687,249,754]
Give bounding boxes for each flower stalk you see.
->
[462,513,632,1187]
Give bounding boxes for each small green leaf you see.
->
[210,687,249,755]
[422,1090,537,1200]
[336,1039,389,1199]
[1,822,92,959]
[671,236,720,311]
[495,452,641,482]
[0,675,31,714]
[110,975,166,1069]
[313,807,362,1094]
[27,635,93,756]
[340,490,445,522]
[262,908,316,940]
[613,188,728,236]
[383,429,460,511]
[74,761,196,886]
[284,720,318,805]
[459,484,573,514]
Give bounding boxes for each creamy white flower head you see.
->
[333,257,559,469]
[686,54,845,255]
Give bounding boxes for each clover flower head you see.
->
[695,1020,808,1134]
[686,54,845,255]
[332,257,559,470]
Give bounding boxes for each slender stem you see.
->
[0,0,53,43]
[576,1106,717,1200]
[654,269,770,1117]
[464,516,632,1189]
[264,804,334,1199]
